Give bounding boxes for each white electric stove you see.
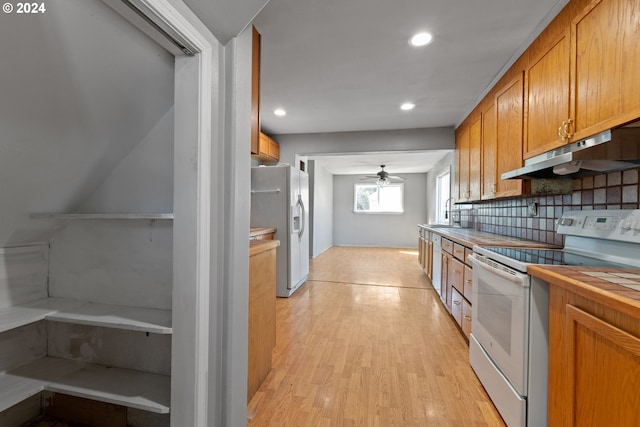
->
[469,209,640,427]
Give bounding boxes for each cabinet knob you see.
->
[464,315,472,321]
[465,279,472,283]
[454,300,461,305]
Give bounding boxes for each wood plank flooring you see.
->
[248,246,504,427]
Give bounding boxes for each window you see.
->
[354,183,404,213]
[435,168,451,223]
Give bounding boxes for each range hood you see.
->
[502,121,640,180]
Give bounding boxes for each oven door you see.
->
[469,253,530,396]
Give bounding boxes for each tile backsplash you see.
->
[459,168,640,246]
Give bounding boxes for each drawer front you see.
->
[464,247,473,264]
[453,243,465,261]
[442,238,454,254]
[462,299,472,339]
[450,258,464,293]
[451,288,463,327]
[463,264,473,301]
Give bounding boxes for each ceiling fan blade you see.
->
[388,175,406,181]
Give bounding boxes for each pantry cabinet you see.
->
[524,30,571,158]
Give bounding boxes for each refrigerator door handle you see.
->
[297,196,305,240]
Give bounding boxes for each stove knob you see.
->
[621,219,634,231]
[559,218,574,226]
[633,221,640,232]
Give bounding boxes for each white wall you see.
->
[311,162,333,257]
[333,173,427,248]
[0,0,174,246]
[80,108,174,213]
[275,127,454,165]
[426,151,455,224]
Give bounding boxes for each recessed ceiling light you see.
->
[274,108,286,116]
[401,103,416,111]
[409,32,432,47]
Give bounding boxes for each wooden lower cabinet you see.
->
[451,288,463,327]
[461,300,472,340]
[441,252,450,309]
[549,286,640,426]
[248,240,279,402]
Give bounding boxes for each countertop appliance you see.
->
[251,165,309,297]
[469,209,640,427]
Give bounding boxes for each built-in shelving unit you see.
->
[0,356,170,414]
[0,298,172,335]
[30,213,174,220]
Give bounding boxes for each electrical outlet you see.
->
[528,202,538,217]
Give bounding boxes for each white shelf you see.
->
[1,357,170,414]
[30,213,174,220]
[0,298,83,334]
[47,301,172,334]
[0,298,172,335]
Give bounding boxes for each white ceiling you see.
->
[312,151,450,175]
[253,0,568,135]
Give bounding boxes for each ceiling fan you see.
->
[363,165,406,185]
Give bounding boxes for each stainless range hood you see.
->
[502,121,640,180]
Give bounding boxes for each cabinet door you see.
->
[468,117,482,201]
[450,258,464,294]
[441,253,450,308]
[571,0,640,141]
[268,138,280,161]
[451,288,463,328]
[455,125,470,202]
[481,102,497,199]
[525,31,571,158]
[250,26,261,155]
[560,304,640,426]
[495,73,526,198]
[463,264,473,302]
[426,240,433,281]
[461,299,472,340]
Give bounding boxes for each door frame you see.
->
[100,1,248,426]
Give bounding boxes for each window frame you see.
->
[353,182,405,214]
[435,167,451,224]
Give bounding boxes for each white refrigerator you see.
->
[251,165,309,297]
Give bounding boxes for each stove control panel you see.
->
[557,209,640,243]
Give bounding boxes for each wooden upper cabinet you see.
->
[251,26,261,156]
[255,132,280,164]
[481,102,497,199]
[454,117,481,202]
[468,118,481,201]
[455,125,470,202]
[570,0,640,141]
[495,73,526,198]
[525,30,571,158]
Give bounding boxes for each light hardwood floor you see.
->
[247,246,504,427]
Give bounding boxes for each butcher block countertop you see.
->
[250,239,279,257]
[529,265,640,318]
[419,225,560,248]
[250,227,277,238]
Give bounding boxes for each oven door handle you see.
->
[469,253,529,286]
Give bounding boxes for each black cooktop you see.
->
[482,246,629,268]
